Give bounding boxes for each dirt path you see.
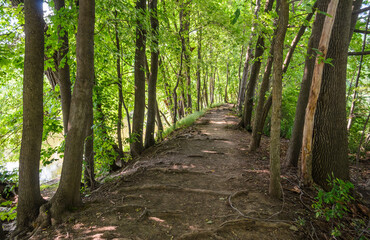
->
[33,104,308,239]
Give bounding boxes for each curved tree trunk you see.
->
[49,0,95,218]
[270,0,288,199]
[145,0,159,148]
[16,0,45,231]
[130,0,147,157]
[84,89,95,189]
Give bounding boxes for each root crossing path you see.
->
[35,104,305,240]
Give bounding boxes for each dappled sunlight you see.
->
[209,120,226,125]
[149,216,171,228]
[202,150,218,154]
[171,164,196,169]
[80,225,117,235]
[244,169,270,174]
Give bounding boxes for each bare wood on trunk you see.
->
[301,0,338,186]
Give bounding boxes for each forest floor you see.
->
[25,104,369,239]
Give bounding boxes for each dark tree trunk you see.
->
[145,0,159,148]
[49,0,95,218]
[203,67,208,107]
[312,0,353,190]
[241,0,274,130]
[84,89,95,189]
[250,39,274,151]
[130,0,147,157]
[282,1,317,73]
[237,0,261,112]
[285,0,329,167]
[155,100,163,139]
[269,0,288,199]
[173,53,183,126]
[55,0,72,135]
[196,25,202,111]
[115,13,123,152]
[16,0,45,230]
[224,62,229,103]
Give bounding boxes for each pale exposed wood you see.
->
[301,0,339,186]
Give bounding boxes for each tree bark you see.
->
[282,1,317,73]
[237,0,261,112]
[224,62,229,103]
[196,24,202,111]
[241,0,274,130]
[312,0,353,190]
[250,39,274,151]
[114,12,123,152]
[84,88,95,189]
[285,0,329,167]
[270,0,288,199]
[16,0,45,230]
[301,0,338,186]
[145,0,159,148]
[130,0,147,157]
[55,0,72,135]
[49,0,95,217]
[155,100,163,140]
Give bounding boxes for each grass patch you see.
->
[40,182,59,191]
[160,103,225,139]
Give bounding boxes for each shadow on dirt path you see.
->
[32,104,309,239]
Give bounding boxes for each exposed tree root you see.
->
[119,184,232,195]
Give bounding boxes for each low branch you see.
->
[348,51,370,56]
[354,29,370,34]
[352,6,370,15]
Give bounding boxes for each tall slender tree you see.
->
[55,0,72,135]
[49,0,95,217]
[16,0,45,231]
[131,0,147,157]
[269,0,289,198]
[145,0,159,148]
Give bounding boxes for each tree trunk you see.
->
[282,1,317,73]
[16,0,45,230]
[224,62,229,103]
[115,13,123,152]
[285,0,329,167]
[237,0,261,112]
[312,0,353,190]
[301,0,338,186]
[155,100,163,140]
[49,0,95,218]
[203,67,208,107]
[269,0,288,199]
[250,39,274,151]
[242,0,274,130]
[130,0,147,157]
[84,88,95,189]
[145,0,159,148]
[55,0,72,135]
[196,25,202,111]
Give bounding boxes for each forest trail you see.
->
[35,104,307,240]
